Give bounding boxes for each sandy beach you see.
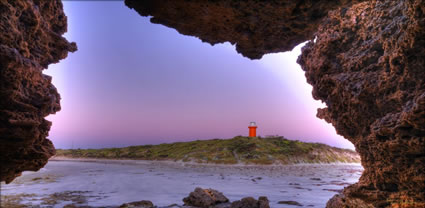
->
[1,159,363,207]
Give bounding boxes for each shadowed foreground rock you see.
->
[0,0,76,183]
[127,0,424,207]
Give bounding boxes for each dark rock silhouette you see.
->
[0,0,76,183]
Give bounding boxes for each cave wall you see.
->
[125,0,424,207]
[0,0,423,207]
[125,0,361,59]
[299,1,425,207]
[0,0,76,183]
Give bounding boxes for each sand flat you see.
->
[1,159,363,207]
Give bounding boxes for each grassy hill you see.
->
[54,136,360,165]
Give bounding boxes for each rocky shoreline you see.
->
[119,187,270,208]
[2,187,273,208]
[1,160,362,207]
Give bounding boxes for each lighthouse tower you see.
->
[248,122,257,137]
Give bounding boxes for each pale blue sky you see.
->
[45,1,354,149]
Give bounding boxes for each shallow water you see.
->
[1,160,363,208]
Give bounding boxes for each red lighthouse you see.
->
[248,122,257,137]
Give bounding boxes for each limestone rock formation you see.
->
[127,0,424,207]
[230,196,270,208]
[0,0,76,183]
[299,1,425,207]
[125,0,362,60]
[183,187,229,207]
[119,200,155,208]
[181,188,270,208]
[1,0,424,207]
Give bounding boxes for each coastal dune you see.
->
[54,136,360,165]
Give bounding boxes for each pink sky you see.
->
[44,1,354,150]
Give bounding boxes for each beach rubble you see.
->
[118,187,270,208]
[120,200,155,208]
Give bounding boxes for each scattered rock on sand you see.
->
[63,204,84,208]
[277,200,303,206]
[163,203,181,208]
[231,196,270,208]
[322,188,343,193]
[32,177,43,181]
[183,187,229,207]
[119,200,154,208]
[41,191,89,205]
[182,188,270,208]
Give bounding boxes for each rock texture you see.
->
[119,200,155,208]
[125,0,361,59]
[182,188,270,208]
[1,0,424,207]
[183,187,229,208]
[230,196,270,208]
[127,0,424,207]
[299,1,425,207]
[0,0,76,183]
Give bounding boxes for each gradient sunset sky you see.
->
[45,1,354,149]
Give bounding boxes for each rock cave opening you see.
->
[1,0,423,207]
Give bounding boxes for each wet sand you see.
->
[1,159,363,207]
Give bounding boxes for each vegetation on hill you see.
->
[55,136,360,165]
